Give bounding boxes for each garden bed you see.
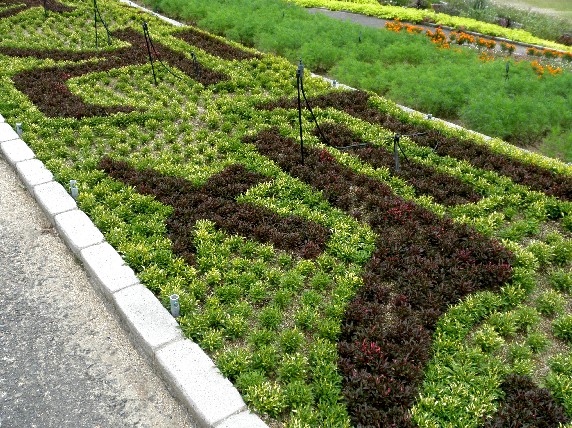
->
[1,0,572,426]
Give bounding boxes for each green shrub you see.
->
[294,306,317,331]
[525,331,550,354]
[278,353,309,382]
[472,325,505,352]
[249,328,277,349]
[216,347,252,379]
[513,306,541,333]
[259,306,283,330]
[549,352,572,375]
[553,315,572,344]
[252,345,279,375]
[284,380,314,409]
[487,312,518,338]
[549,270,572,294]
[272,289,293,310]
[244,381,287,418]
[536,290,566,318]
[199,328,225,351]
[279,328,305,354]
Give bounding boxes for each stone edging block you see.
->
[80,242,139,296]
[0,122,20,143]
[216,411,270,428]
[33,181,77,220]
[54,210,105,256]
[0,113,5,122]
[15,158,54,188]
[112,283,183,359]
[155,340,248,427]
[1,138,35,166]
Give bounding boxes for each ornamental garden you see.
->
[1,0,572,426]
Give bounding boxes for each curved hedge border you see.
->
[244,128,514,426]
[259,90,572,202]
[286,0,572,52]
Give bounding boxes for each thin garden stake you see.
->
[142,21,158,85]
[93,0,111,48]
[296,60,304,165]
[142,21,185,84]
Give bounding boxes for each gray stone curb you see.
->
[16,158,54,188]
[54,209,105,256]
[0,118,267,427]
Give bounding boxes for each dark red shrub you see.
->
[174,28,261,61]
[243,128,513,426]
[3,28,228,118]
[259,90,572,202]
[98,157,330,263]
[483,374,569,427]
[0,0,74,18]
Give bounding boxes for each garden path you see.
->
[0,156,196,428]
[306,7,558,56]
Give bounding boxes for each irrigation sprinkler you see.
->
[69,180,79,199]
[15,122,22,138]
[505,61,510,80]
[170,294,180,317]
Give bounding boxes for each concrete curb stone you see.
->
[33,180,77,220]
[15,158,54,188]
[1,138,35,165]
[54,209,105,256]
[155,340,249,427]
[0,122,20,142]
[80,242,140,296]
[112,283,183,360]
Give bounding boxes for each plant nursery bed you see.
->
[1,0,572,426]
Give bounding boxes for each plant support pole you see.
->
[142,22,158,86]
[94,0,98,48]
[296,60,304,165]
[393,134,400,173]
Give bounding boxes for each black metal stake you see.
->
[393,134,400,173]
[142,22,158,86]
[296,60,304,165]
[191,52,200,78]
[94,0,98,48]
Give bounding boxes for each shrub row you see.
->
[0,0,74,18]
[2,27,229,118]
[98,156,330,262]
[243,128,514,426]
[260,90,572,202]
[174,27,261,61]
[482,374,569,427]
[313,121,481,206]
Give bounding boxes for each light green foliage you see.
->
[536,290,567,317]
[549,269,572,294]
[554,314,572,343]
[3,0,572,425]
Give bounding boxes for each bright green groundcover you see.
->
[1,0,572,426]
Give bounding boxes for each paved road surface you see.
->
[0,155,196,428]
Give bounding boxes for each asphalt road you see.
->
[0,155,196,428]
